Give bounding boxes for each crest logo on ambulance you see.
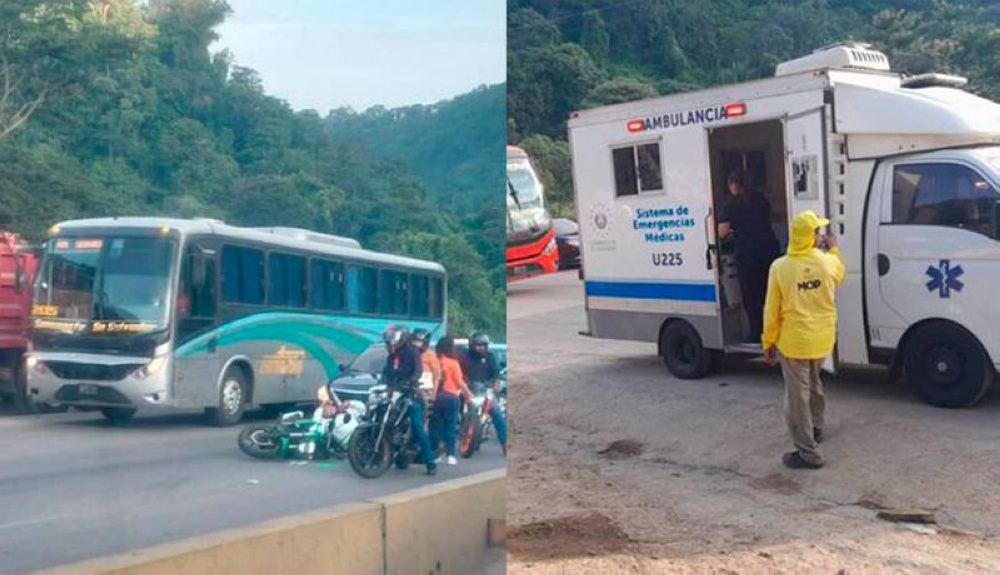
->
[626,102,747,133]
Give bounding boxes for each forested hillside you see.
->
[325,83,507,290]
[0,0,504,338]
[508,0,1000,217]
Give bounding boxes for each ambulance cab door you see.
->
[783,106,839,373]
[869,156,1000,359]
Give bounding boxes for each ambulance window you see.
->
[893,163,1000,237]
[613,147,638,197]
[637,143,663,192]
[613,142,663,197]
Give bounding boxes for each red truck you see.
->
[0,230,41,412]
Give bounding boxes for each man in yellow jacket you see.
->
[762,210,845,469]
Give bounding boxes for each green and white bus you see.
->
[25,218,446,425]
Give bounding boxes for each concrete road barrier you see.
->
[34,469,506,575]
[377,469,506,575]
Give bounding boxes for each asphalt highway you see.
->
[0,406,504,574]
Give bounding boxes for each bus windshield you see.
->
[507,158,550,236]
[33,236,176,329]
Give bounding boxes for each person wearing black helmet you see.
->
[460,332,507,456]
[381,325,437,475]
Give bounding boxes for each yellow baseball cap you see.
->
[792,210,830,234]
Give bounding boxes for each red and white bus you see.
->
[506,145,558,281]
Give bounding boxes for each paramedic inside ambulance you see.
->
[717,169,781,344]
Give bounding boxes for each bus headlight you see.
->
[26,355,49,375]
[132,356,167,379]
[544,237,557,255]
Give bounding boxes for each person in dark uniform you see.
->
[717,169,781,343]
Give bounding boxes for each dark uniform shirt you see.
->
[460,350,500,385]
[382,342,423,387]
[718,192,780,258]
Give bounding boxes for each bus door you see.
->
[174,242,220,406]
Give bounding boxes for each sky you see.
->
[212,0,506,113]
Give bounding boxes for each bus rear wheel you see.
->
[207,367,248,426]
[660,321,717,380]
[905,323,994,408]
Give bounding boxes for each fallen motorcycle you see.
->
[237,392,366,461]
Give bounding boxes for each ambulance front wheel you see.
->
[905,322,994,408]
[660,320,718,380]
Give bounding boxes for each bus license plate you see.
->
[79,384,98,395]
[512,266,528,275]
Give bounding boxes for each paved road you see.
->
[507,270,1000,573]
[0,406,504,574]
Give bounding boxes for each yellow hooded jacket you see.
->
[762,211,845,360]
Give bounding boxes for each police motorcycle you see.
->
[237,384,365,460]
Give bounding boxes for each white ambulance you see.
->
[569,43,1000,408]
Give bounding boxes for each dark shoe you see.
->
[426,465,437,476]
[814,428,824,443]
[782,451,823,470]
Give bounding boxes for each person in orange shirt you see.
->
[429,336,472,466]
[412,329,441,401]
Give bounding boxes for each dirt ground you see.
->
[506,272,1000,574]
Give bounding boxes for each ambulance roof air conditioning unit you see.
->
[775,42,890,77]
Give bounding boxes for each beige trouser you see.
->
[779,356,825,465]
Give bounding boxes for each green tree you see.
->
[579,11,610,65]
[508,43,602,138]
[0,0,149,140]
[581,77,658,109]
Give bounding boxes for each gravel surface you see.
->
[507,271,1000,574]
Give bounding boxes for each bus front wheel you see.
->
[207,367,248,426]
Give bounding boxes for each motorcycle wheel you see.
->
[237,426,282,459]
[459,415,482,459]
[348,424,392,479]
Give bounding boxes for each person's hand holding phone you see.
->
[824,232,838,251]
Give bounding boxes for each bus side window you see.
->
[379,270,408,316]
[411,274,429,318]
[346,266,360,312]
[221,246,264,305]
[346,265,379,315]
[310,260,345,311]
[430,277,444,320]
